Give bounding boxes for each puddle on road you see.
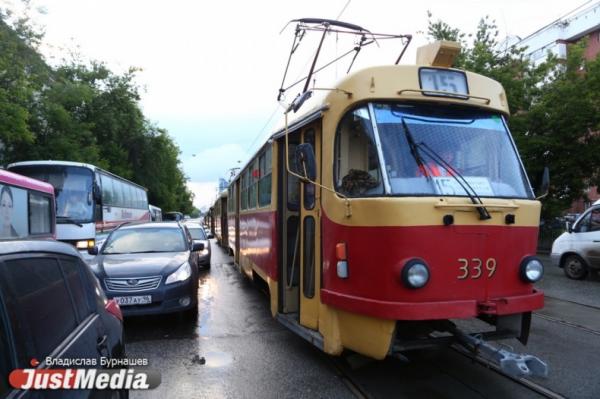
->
[197,274,216,337]
[200,351,233,368]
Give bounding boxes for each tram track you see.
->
[322,344,567,399]
[535,294,600,336]
[325,355,372,399]
[450,345,566,399]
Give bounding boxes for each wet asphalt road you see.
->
[122,245,600,398]
[124,243,354,399]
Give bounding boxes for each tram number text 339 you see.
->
[457,258,497,279]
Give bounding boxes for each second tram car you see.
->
[214,22,547,376]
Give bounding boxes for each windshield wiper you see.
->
[417,142,492,220]
[56,216,83,227]
[401,118,429,178]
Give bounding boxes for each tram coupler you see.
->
[451,327,548,379]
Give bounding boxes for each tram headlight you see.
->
[520,257,544,283]
[401,260,430,289]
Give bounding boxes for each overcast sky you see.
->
[1,0,593,209]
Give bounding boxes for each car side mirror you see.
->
[565,221,573,233]
[208,234,214,239]
[192,242,205,251]
[88,246,99,255]
[294,143,317,182]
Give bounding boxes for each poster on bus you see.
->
[0,184,28,239]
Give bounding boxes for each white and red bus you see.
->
[7,161,150,251]
[0,169,55,240]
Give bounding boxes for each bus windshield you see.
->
[335,103,533,199]
[11,165,94,223]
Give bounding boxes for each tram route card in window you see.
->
[433,176,494,197]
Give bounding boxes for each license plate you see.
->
[114,295,152,306]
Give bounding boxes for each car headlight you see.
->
[401,259,430,289]
[165,262,192,285]
[520,257,544,283]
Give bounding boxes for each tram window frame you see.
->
[258,145,272,208]
[303,129,316,210]
[303,216,315,299]
[334,106,384,198]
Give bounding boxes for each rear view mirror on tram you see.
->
[535,166,550,200]
[294,143,317,182]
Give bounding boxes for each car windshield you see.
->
[188,227,206,240]
[334,103,533,199]
[103,227,187,254]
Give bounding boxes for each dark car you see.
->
[0,240,125,398]
[163,212,184,221]
[88,222,203,317]
[185,222,211,269]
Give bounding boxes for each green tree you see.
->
[0,11,195,213]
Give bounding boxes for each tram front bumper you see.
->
[320,289,544,320]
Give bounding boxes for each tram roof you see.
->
[229,64,510,186]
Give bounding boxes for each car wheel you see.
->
[563,254,588,280]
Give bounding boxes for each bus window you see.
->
[1,170,55,240]
[29,193,52,235]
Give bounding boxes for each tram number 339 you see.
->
[457,258,497,279]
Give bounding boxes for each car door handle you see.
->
[594,240,600,242]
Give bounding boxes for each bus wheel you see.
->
[563,254,588,280]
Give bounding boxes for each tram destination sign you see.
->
[419,67,468,97]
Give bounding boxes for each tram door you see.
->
[298,127,320,330]
[280,133,301,315]
[234,180,240,264]
[220,197,228,247]
[278,126,321,330]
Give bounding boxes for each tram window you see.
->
[303,216,315,298]
[249,159,258,209]
[335,107,384,197]
[258,146,272,207]
[303,130,315,210]
[241,170,248,210]
[286,137,300,211]
[287,216,300,287]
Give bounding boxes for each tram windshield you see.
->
[335,103,533,199]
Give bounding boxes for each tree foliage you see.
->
[427,13,600,218]
[0,12,194,214]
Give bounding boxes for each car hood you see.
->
[92,252,189,278]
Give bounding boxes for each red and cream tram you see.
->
[213,20,547,376]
